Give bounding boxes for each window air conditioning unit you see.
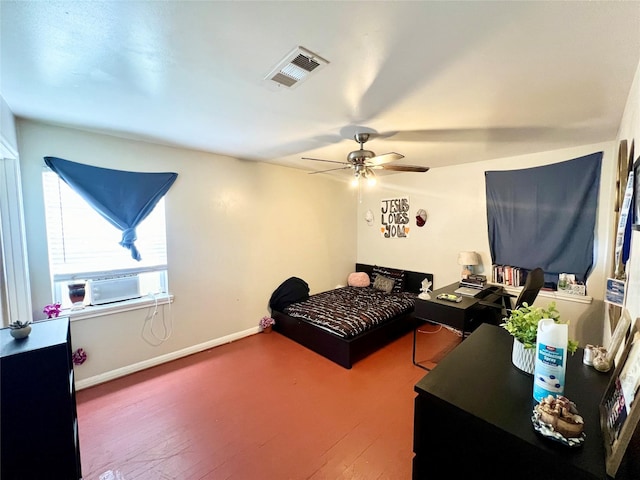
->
[89,275,141,305]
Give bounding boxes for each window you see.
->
[485,152,602,288]
[42,170,168,307]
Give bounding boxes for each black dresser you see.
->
[413,323,638,479]
[1,317,82,479]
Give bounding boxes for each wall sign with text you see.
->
[381,197,410,238]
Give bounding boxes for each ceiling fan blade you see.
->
[380,164,430,172]
[302,157,350,166]
[380,126,579,143]
[368,152,404,165]
[308,166,353,175]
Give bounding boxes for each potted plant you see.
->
[8,320,32,339]
[43,302,61,319]
[259,316,276,333]
[500,302,578,374]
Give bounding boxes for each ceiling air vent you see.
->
[265,46,329,88]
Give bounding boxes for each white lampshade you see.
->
[458,251,480,266]
[458,251,480,279]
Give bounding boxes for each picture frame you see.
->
[605,278,626,307]
[616,140,629,214]
[606,308,632,365]
[600,317,640,477]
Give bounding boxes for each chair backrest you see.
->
[514,267,544,309]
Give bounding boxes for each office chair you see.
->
[510,267,545,310]
[473,267,545,326]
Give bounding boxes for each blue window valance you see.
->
[485,152,602,284]
[44,156,178,261]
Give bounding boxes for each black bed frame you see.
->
[271,264,434,369]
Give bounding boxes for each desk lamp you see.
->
[458,251,480,279]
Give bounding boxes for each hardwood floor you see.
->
[76,323,460,480]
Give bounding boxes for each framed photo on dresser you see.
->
[600,317,640,477]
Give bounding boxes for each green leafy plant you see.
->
[8,320,32,330]
[500,302,578,353]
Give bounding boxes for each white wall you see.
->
[17,120,356,385]
[615,58,640,325]
[356,142,616,346]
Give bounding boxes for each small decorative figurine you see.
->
[418,278,432,300]
[592,346,612,372]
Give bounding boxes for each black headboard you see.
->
[355,263,434,294]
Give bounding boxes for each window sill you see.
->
[65,293,174,322]
[497,284,592,305]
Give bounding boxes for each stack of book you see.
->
[460,274,487,290]
[492,265,528,286]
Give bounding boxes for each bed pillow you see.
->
[372,266,406,293]
[348,272,370,287]
[372,274,395,293]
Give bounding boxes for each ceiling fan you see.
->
[302,132,429,183]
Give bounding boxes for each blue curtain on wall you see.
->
[485,152,602,284]
[44,156,178,261]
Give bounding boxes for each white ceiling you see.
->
[1,1,639,176]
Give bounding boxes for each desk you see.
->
[414,282,483,331]
[412,282,500,368]
[412,323,637,480]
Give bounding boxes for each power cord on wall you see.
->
[417,324,443,334]
[141,292,173,346]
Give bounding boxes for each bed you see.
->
[270,263,434,369]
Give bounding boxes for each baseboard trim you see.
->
[74,326,260,390]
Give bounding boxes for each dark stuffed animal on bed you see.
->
[269,277,310,312]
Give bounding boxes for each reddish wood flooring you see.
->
[76,323,460,480]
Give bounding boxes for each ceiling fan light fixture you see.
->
[303,128,430,182]
[265,46,329,89]
[363,167,377,186]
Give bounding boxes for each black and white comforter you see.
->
[282,286,416,338]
